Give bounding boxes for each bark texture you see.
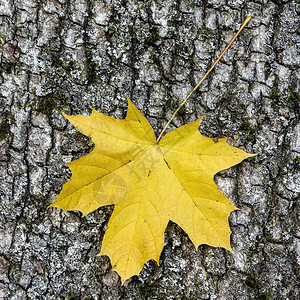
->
[0,0,299,299]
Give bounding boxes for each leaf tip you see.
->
[81,211,89,218]
[126,95,133,106]
[194,115,205,131]
[47,202,59,211]
[228,246,234,253]
[125,96,135,120]
[192,115,205,128]
[46,204,53,210]
[196,115,205,125]
[246,152,258,159]
[61,112,69,118]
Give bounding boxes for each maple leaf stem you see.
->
[157,14,252,142]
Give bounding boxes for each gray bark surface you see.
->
[0,0,299,299]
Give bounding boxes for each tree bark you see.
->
[0,0,299,299]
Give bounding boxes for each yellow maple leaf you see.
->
[49,15,254,283]
[49,98,255,283]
